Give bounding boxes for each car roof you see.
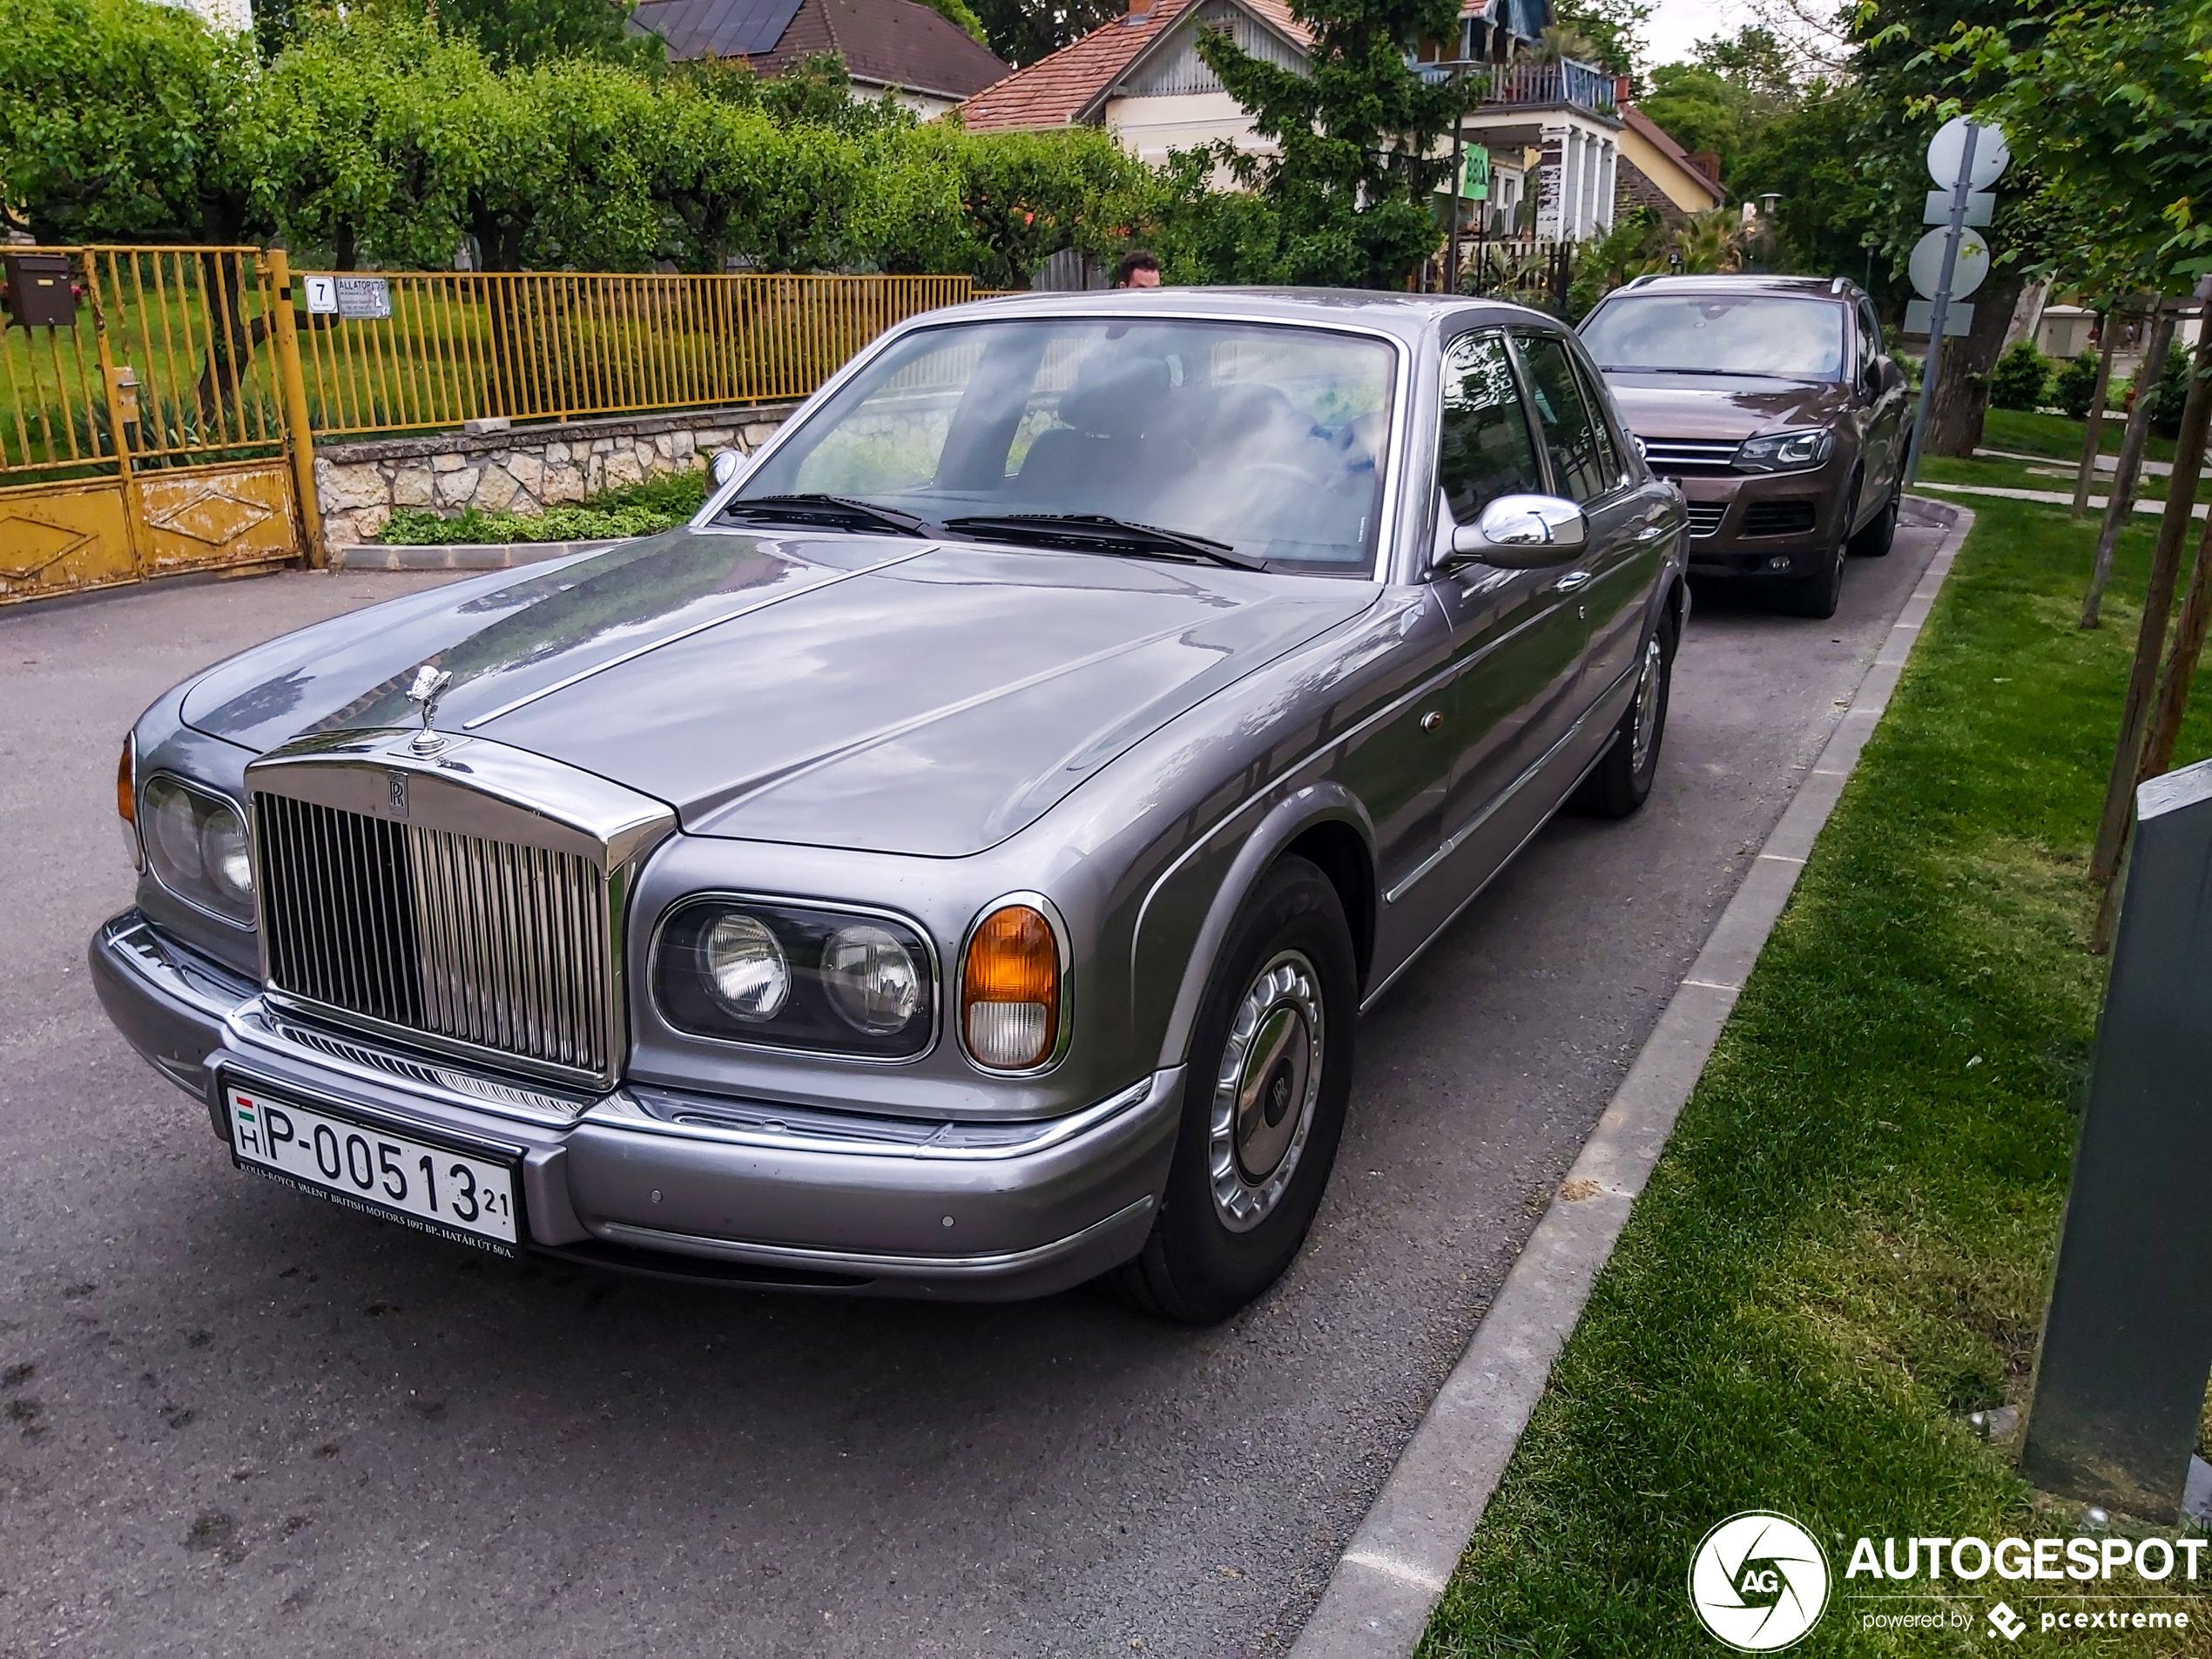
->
[1598,273,1861,302]
[951,285,1568,347]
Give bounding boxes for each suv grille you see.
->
[1639,437,1741,475]
[1684,502,1726,538]
[255,792,611,1079]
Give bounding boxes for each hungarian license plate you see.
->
[225,1082,520,1255]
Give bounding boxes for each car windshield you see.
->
[732,316,1397,572]
[1580,295,1845,381]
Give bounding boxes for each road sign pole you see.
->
[1901,122,1977,487]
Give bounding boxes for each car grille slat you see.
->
[1684,502,1726,538]
[254,792,607,1080]
[1640,437,1742,475]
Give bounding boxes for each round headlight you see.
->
[701,913,790,1020]
[822,924,923,1035]
[201,808,253,912]
[145,777,205,887]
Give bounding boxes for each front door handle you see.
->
[1634,521,1669,543]
[1551,569,1594,593]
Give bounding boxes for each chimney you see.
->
[1689,150,1722,185]
[1615,74,1631,106]
[1128,0,1154,15]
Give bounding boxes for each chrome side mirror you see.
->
[1442,494,1588,570]
[710,448,748,487]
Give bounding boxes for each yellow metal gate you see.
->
[1,246,319,606]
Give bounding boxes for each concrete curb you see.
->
[330,538,632,571]
[1288,499,1976,1658]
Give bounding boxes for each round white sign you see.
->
[1688,1512,1831,1652]
[1926,115,2008,190]
[1909,226,1991,300]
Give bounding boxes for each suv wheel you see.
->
[1849,474,1900,558]
[1777,481,1855,619]
[1568,603,1676,819]
[1102,856,1356,1324]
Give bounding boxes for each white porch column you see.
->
[1561,126,1584,241]
[1579,132,1601,237]
[1595,137,1617,233]
[1535,124,1568,240]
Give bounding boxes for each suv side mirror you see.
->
[1441,494,1588,571]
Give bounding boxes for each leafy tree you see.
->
[969,0,1120,70]
[0,0,260,243]
[433,0,666,71]
[1197,0,1481,287]
[1553,0,1647,77]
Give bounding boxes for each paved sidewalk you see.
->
[1915,480,2207,519]
[1975,446,2175,478]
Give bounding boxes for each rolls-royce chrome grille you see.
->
[255,793,612,1076]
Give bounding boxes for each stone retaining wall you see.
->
[312,401,802,549]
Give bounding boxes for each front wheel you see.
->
[1103,857,1357,1324]
[1568,603,1677,819]
[1850,475,1900,558]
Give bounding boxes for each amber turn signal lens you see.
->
[961,904,1059,1069]
[117,733,140,871]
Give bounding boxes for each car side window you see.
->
[1567,351,1628,490]
[1512,332,1612,502]
[1438,331,1545,525]
[1856,301,1882,381]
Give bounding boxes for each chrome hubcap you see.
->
[1209,950,1324,1232]
[1630,634,1664,774]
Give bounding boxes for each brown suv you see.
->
[1576,273,1910,618]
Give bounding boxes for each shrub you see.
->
[1987,341,2051,412]
[2051,348,2102,419]
[376,468,710,544]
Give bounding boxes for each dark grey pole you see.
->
[2021,756,2212,1520]
[1901,122,1978,488]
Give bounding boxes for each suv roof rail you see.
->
[1831,276,1847,293]
[1625,273,1660,290]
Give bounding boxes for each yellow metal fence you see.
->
[295,270,983,438]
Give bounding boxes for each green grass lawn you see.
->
[1982,408,2180,467]
[1420,497,2212,1657]
[374,467,709,544]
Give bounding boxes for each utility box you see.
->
[2,252,77,329]
[2022,756,2212,1521]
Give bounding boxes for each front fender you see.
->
[1133,783,1376,1072]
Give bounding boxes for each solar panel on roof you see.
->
[631,0,809,59]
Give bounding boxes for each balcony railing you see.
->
[1414,56,1618,116]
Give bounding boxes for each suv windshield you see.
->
[1580,294,1845,381]
[733,317,1396,571]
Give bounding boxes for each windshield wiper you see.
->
[943,514,1265,571]
[721,494,939,537]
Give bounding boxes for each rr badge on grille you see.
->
[387,772,408,818]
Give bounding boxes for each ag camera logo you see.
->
[1689,1512,1831,1650]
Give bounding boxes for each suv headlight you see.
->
[656,899,934,1060]
[1733,428,1835,472]
[141,775,254,926]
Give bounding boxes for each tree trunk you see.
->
[2079,302,2175,631]
[2072,302,2123,517]
[1919,271,2027,459]
[2085,320,2212,894]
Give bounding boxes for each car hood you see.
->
[181,528,1375,857]
[1600,373,1850,443]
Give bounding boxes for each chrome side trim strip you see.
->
[596,1193,1156,1280]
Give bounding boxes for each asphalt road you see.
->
[1,521,1939,1659]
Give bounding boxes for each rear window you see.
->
[1580,295,1846,381]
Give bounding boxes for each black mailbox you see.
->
[2,252,77,328]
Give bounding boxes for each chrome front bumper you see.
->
[90,912,1178,1299]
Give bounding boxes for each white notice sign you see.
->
[335,276,392,320]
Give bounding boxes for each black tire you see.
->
[1568,599,1677,819]
[1777,483,1853,619]
[1849,475,1900,558]
[1102,857,1357,1324]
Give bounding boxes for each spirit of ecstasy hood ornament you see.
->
[405,664,454,756]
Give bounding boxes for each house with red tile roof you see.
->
[1614,98,1726,218]
[963,0,1635,246]
[634,0,1009,118]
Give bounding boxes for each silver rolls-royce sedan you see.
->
[91,288,1686,1322]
